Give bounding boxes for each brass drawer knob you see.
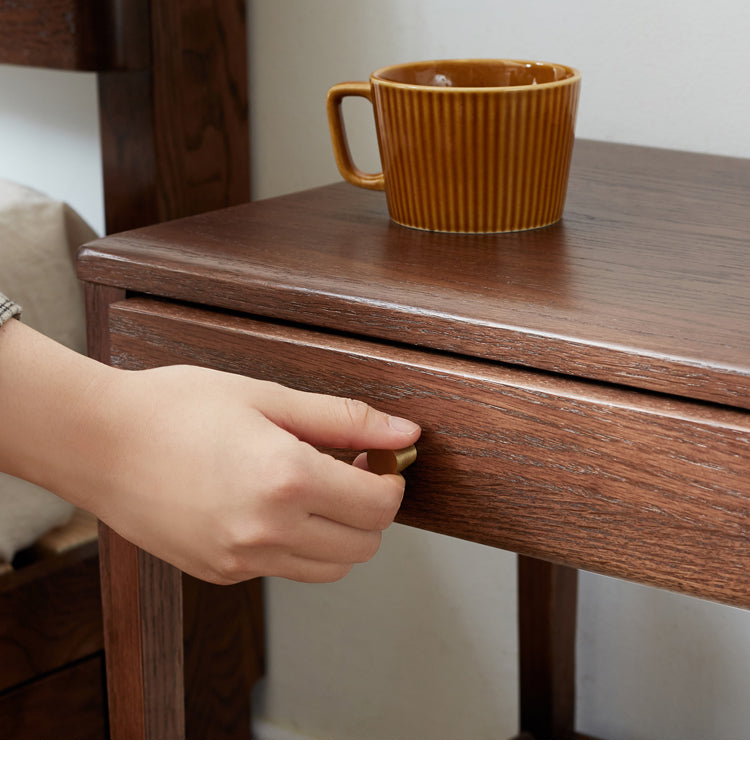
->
[366,445,417,475]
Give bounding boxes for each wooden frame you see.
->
[78,140,750,740]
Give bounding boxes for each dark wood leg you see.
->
[98,524,185,739]
[517,555,578,739]
[83,283,126,362]
[183,576,265,739]
[86,282,185,738]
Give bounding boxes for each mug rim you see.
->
[371,58,581,92]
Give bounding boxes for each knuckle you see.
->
[239,511,295,552]
[209,550,253,585]
[242,524,281,551]
[341,397,374,430]
[262,456,308,507]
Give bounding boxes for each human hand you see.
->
[79,365,420,584]
[0,321,419,583]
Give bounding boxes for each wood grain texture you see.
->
[109,297,750,608]
[182,575,265,738]
[82,2,259,739]
[98,523,185,739]
[96,0,249,233]
[518,557,577,739]
[84,282,126,362]
[0,654,108,739]
[0,0,149,71]
[96,522,147,739]
[85,284,261,740]
[78,140,750,408]
[86,287,263,741]
[0,548,102,691]
[77,139,750,740]
[138,546,185,739]
[150,0,250,222]
[97,69,161,234]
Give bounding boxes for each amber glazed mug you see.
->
[327,59,581,233]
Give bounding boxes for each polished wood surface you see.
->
[518,559,577,739]
[97,0,249,233]
[107,297,750,608]
[182,575,265,738]
[0,0,148,71]
[79,139,750,739]
[0,546,102,691]
[79,140,750,408]
[0,0,249,233]
[0,655,108,739]
[98,524,185,739]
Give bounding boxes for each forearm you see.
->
[0,318,116,508]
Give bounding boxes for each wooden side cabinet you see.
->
[79,140,750,739]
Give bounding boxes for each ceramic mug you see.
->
[326,59,581,233]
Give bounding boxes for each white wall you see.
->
[2,0,750,740]
[249,0,750,201]
[0,65,103,234]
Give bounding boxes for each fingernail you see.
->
[388,415,419,433]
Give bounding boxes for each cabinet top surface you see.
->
[79,139,750,409]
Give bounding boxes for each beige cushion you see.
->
[0,179,96,563]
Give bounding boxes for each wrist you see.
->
[0,319,123,509]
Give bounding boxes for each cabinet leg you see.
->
[518,555,578,739]
[183,575,265,738]
[98,523,185,738]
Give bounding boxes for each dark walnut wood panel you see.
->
[0,0,149,71]
[517,559,577,738]
[78,140,750,409]
[148,0,249,224]
[0,546,102,691]
[97,0,249,233]
[0,654,107,739]
[109,297,750,609]
[182,575,265,739]
[97,522,185,739]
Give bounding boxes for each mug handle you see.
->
[326,81,385,191]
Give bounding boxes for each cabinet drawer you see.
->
[109,298,750,607]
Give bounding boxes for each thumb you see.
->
[256,383,420,450]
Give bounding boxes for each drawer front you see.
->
[109,298,750,607]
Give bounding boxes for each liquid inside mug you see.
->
[327,59,581,233]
